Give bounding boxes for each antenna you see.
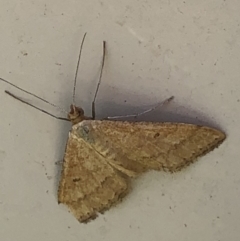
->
[91,41,106,119]
[72,32,87,105]
[5,90,69,121]
[1,33,103,122]
[0,77,68,115]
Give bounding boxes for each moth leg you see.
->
[105,96,174,120]
[91,101,96,120]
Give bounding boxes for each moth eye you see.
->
[79,109,84,115]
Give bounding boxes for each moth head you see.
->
[68,104,86,125]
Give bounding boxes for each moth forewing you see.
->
[57,119,225,222]
[57,123,130,222]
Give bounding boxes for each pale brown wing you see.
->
[58,131,129,223]
[73,120,226,176]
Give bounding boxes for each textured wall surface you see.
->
[0,1,238,240]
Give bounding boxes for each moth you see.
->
[0,33,226,223]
